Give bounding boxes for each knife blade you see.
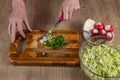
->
[17,38,26,54]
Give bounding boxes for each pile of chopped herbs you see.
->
[43,35,68,50]
[81,44,120,78]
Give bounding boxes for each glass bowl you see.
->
[79,36,120,80]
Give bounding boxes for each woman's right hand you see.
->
[8,0,32,43]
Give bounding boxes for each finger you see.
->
[77,2,80,9]
[24,18,32,32]
[77,5,80,9]
[8,21,12,37]
[17,20,26,38]
[74,1,80,10]
[11,22,16,43]
[74,7,78,11]
[75,4,80,10]
[72,5,79,15]
[69,8,74,20]
[63,8,69,20]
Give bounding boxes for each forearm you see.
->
[12,0,25,9]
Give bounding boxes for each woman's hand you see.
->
[8,0,32,43]
[59,0,80,20]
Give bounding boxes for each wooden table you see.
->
[0,0,120,80]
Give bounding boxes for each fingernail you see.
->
[11,40,14,43]
[23,36,26,39]
[11,37,15,43]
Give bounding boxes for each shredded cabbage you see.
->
[81,44,120,78]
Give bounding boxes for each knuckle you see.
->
[9,17,15,21]
[69,7,73,10]
[17,19,22,23]
[63,9,66,12]
[69,8,74,12]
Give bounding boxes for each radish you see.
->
[94,22,105,31]
[91,29,98,36]
[105,25,114,32]
[106,32,113,40]
[98,30,106,35]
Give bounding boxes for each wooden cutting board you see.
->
[8,30,80,66]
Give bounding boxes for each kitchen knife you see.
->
[17,38,26,54]
[39,14,64,44]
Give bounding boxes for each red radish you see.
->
[106,32,113,40]
[98,29,106,35]
[91,29,98,36]
[105,25,114,32]
[94,22,105,31]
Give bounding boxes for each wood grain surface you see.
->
[9,30,80,66]
[0,0,120,80]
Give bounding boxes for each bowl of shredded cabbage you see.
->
[79,36,120,80]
